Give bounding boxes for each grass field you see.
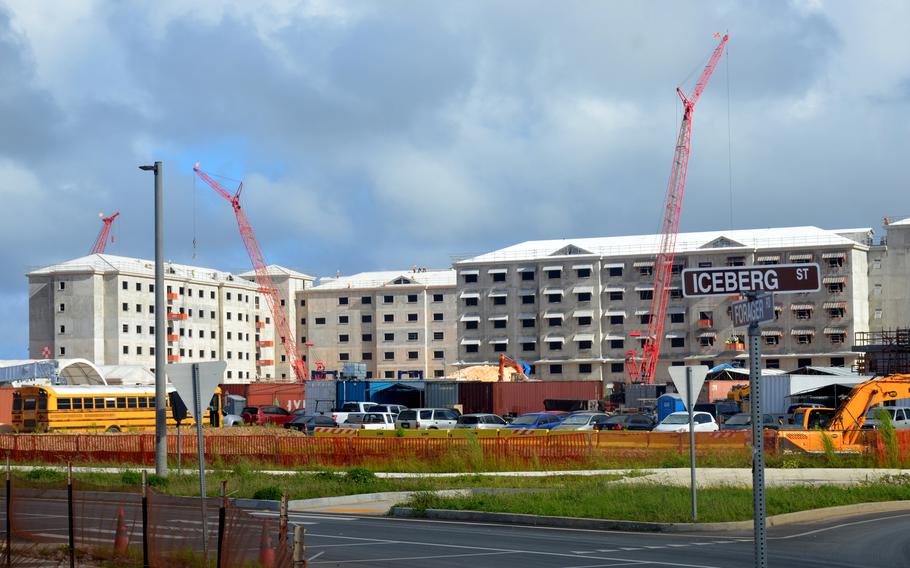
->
[401,475,910,523]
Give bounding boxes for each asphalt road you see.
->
[251,509,910,567]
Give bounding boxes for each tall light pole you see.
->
[140,161,167,476]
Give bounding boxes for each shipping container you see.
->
[305,379,337,416]
[336,380,368,408]
[0,387,12,426]
[624,383,665,410]
[368,381,425,408]
[657,393,686,422]
[425,381,459,409]
[458,382,493,415]
[341,363,367,380]
[492,380,603,416]
[220,383,306,413]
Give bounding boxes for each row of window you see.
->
[460,253,847,285]
[306,312,445,326]
[335,293,446,305]
[309,331,446,343]
[334,350,446,362]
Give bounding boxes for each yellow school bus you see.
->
[11,385,222,433]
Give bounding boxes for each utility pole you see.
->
[140,161,167,477]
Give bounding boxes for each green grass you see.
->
[400,476,910,523]
[15,467,627,500]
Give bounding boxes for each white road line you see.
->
[597,549,619,552]
[620,547,642,551]
[666,544,690,547]
[307,541,400,549]
[303,533,726,567]
[771,513,910,540]
[306,551,325,562]
[644,545,666,549]
[310,550,517,564]
[253,511,356,521]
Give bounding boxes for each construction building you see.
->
[27,254,314,383]
[297,269,457,379]
[453,225,885,382]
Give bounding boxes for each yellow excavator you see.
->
[778,374,910,453]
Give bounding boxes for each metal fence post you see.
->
[142,470,149,568]
[67,463,74,568]
[279,494,289,546]
[293,525,305,568]
[217,480,226,568]
[5,457,10,568]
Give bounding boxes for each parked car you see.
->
[653,411,718,432]
[394,408,460,430]
[372,404,407,417]
[507,412,563,430]
[345,412,397,430]
[720,412,782,431]
[332,402,378,424]
[602,413,655,431]
[552,413,611,431]
[455,413,508,429]
[693,402,740,424]
[862,407,910,430]
[284,415,337,434]
[241,406,294,426]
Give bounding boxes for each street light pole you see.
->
[140,161,167,477]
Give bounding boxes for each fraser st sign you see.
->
[682,263,820,297]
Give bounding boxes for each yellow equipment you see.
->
[778,374,910,452]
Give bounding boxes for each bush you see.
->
[147,474,169,488]
[253,486,283,501]
[345,468,376,484]
[312,470,338,482]
[121,471,142,485]
[25,468,63,481]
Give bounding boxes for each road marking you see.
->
[771,513,910,540]
[308,541,399,549]
[252,511,356,521]
[667,544,690,547]
[620,547,642,550]
[644,545,666,549]
[307,552,325,562]
[310,550,516,564]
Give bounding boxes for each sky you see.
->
[0,0,908,358]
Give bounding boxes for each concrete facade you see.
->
[297,270,457,379]
[454,226,873,383]
[867,218,910,330]
[28,254,313,383]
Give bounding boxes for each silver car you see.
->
[552,412,610,431]
[394,408,460,430]
[455,413,507,429]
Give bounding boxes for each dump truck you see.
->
[777,374,910,453]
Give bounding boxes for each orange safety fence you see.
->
[593,431,751,451]
[0,432,594,468]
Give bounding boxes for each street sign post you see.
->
[168,361,226,564]
[732,293,775,328]
[681,263,820,297]
[681,264,819,568]
[668,365,708,522]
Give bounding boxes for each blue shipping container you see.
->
[336,380,368,408]
[657,393,687,422]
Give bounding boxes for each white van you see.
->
[394,408,460,430]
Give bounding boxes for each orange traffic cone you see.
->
[258,519,275,567]
[113,507,129,556]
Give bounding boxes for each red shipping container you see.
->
[0,387,13,427]
[220,383,306,414]
[457,382,493,415]
[492,381,603,416]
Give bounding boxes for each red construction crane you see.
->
[625,34,729,385]
[193,163,309,382]
[90,212,120,254]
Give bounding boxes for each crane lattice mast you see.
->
[625,34,729,385]
[90,212,120,254]
[193,164,309,382]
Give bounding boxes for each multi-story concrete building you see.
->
[867,217,910,330]
[454,226,874,383]
[27,254,313,383]
[297,270,457,379]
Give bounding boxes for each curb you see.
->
[286,488,539,511]
[390,500,910,532]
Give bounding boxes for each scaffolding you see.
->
[853,329,910,375]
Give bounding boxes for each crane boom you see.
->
[90,212,120,254]
[626,34,728,384]
[193,164,309,383]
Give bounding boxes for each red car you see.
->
[241,405,294,426]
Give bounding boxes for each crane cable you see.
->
[192,171,198,260]
[726,41,735,230]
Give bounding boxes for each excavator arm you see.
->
[779,374,910,452]
[498,354,530,382]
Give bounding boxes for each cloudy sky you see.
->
[1,0,908,358]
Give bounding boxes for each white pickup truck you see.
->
[332,402,378,424]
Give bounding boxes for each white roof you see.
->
[97,365,155,386]
[239,265,315,281]
[28,254,260,289]
[889,217,910,226]
[313,269,455,290]
[455,226,864,264]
